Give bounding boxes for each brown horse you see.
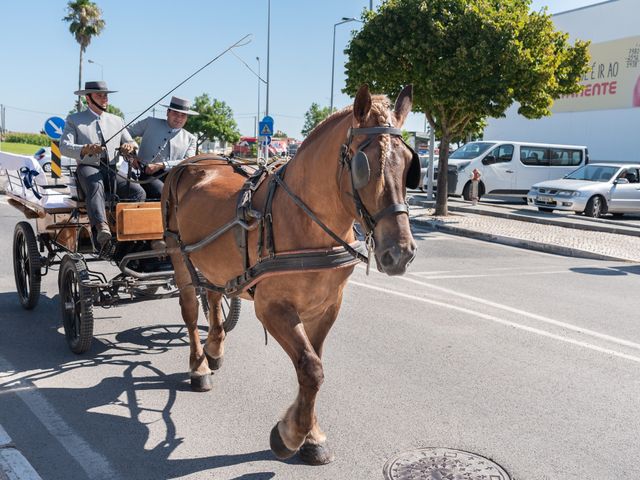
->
[161,84,419,465]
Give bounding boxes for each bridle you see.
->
[340,125,418,236]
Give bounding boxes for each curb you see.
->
[408,196,640,237]
[0,425,42,480]
[411,216,631,263]
[448,204,640,237]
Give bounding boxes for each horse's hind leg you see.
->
[256,300,332,464]
[168,249,212,392]
[203,291,226,370]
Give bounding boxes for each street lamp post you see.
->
[256,56,261,138]
[88,59,103,80]
[330,17,361,112]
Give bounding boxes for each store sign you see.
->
[553,35,640,113]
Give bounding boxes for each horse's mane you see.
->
[301,94,392,149]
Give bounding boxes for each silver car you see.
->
[527,163,640,217]
[33,147,74,173]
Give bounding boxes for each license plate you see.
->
[537,195,553,203]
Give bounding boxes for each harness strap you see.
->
[372,202,409,223]
[261,164,285,259]
[272,169,369,264]
[348,127,403,136]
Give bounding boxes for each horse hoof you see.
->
[269,424,297,460]
[299,441,335,465]
[190,374,213,392]
[205,352,224,370]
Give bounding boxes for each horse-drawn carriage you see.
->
[4,85,421,465]
[4,155,241,354]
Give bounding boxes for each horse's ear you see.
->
[394,85,413,127]
[353,84,372,124]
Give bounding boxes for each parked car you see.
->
[33,147,74,172]
[527,163,640,217]
[418,154,438,190]
[441,141,589,200]
[287,142,300,158]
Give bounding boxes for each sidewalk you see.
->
[408,195,640,263]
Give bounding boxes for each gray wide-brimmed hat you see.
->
[74,80,117,95]
[161,96,199,115]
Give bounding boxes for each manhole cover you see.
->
[383,447,511,480]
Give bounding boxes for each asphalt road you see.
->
[1,199,640,480]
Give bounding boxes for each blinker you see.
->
[351,150,371,189]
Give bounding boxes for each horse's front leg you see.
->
[203,291,226,370]
[296,301,343,465]
[168,248,212,392]
[256,301,325,463]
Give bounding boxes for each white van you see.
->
[440,141,589,200]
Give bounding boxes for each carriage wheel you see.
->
[58,255,94,354]
[222,296,241,333]
[13,222,42,310]
[200,294,242,333]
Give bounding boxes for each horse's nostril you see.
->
[381,250,394,267]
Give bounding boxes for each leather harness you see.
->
[163,125,415,297]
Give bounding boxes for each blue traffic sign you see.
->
[44,116,65,140]
[259,115,274,136]
[259,135,272,146]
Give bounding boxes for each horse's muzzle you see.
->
[375,240,417,276]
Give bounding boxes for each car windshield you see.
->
[449,142,495,160]
[565,165,619,182]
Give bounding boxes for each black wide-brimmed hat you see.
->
[160,96,199,115]
[74,80,117,95]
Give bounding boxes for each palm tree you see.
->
[63,0,105,112]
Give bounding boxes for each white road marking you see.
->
[394,274,640,351]
[410,269,572,280]
[0,356,120,480]
[350,280,640,364]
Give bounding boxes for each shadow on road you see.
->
[0,290,280,478]
[569,265,640,276]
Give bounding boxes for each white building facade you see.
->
[484,0,640,162]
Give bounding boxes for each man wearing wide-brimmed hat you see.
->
[60,81,146,247]
[126,96,198,199]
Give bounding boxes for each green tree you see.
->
[185,94,241,154]
[274,130,288,138]
[301,103,331,137]
[68,97,124,118]
[63,0,106,113]
[344,0,589,215]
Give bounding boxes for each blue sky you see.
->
[0,0,606,140]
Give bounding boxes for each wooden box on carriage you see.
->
[115,202,164,241]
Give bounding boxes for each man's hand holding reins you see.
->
[119,143,137,156]
[81,144,104,157]
[145,163,164,175]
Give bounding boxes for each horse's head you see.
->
[341,84,420,275]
